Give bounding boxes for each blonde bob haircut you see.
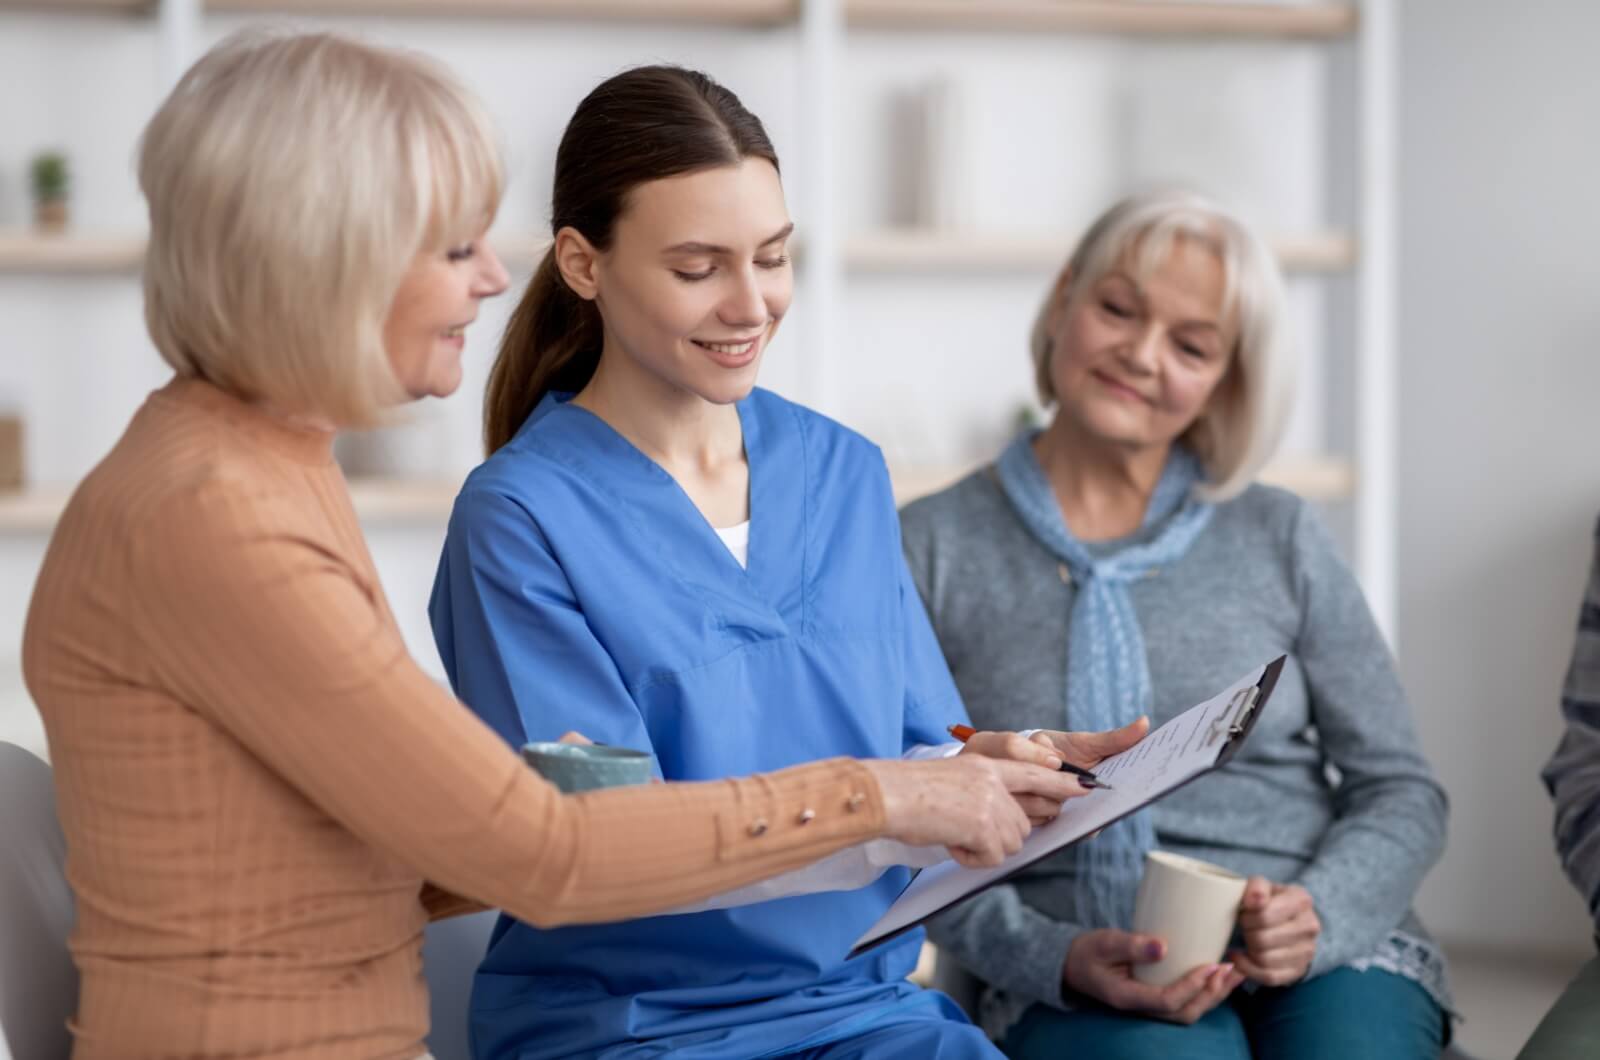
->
[138,30,503,427]
[1029,189,1296,502]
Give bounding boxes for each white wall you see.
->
[1398,0,1600,959]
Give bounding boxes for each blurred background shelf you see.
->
[0,232,145,273]
[0,478,463,532]
[0,0,1358,32]
[0,231,544,275]
[0,0,1363,31]
[0,0,151,12]
[845,0,1358,37]
[202,0,799,22]
[845,229,1356,274]
[0,456,1355,532]
[0,228,1357,276]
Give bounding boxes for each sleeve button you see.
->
[747,818,769,837]
[796,807,816,825]
[845,792,867,813]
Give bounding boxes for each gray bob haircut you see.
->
[1029,189,1296,502]
[138,30,504,427]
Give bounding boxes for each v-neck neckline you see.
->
[551,394,767,583]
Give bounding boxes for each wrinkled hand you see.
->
[958,718,1148,824]
[864,755,1081,868]
[1028,717,1149,773]
[1227,877,1320,987]
[1064,929,1245,1025]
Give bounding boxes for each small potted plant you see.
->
[31,151,70,232]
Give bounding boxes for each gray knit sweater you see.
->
[1542,514,1600,933]
[901,469,1452,1020]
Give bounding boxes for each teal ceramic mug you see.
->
[520,742,655,793]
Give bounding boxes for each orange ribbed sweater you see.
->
[22,378,886,1059]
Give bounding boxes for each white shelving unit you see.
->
[844,229,1356,274]
[0,0,799,17]
[845,0,1356,37]
[205,0,800,24]
[0,0,1397,639]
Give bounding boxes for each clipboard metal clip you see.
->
[1206,686,1260,747]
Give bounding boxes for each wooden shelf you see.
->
[0,0,151,12]
[0,231,542,276]
[847,1,1357,37]
[501,229,1356,275]
[0,217,1357,280]
[0,478,462,533]
[0,232,145,273]
[890,454,1354,506]
[204,0,798,24]
[1257,454,1354,501]
[344,477,460,521]
[0,229,1358,277]
[0,456,1353,532]
[2,0,1355,35]
[0,489,68,533]
[0,231,553,276]
[847,229,1355,274]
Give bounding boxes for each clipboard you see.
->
[848,655,1286,958]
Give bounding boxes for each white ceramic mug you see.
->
[1130,850,1248,986]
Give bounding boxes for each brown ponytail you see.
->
[481,64,779,455]
[483,250,603,454]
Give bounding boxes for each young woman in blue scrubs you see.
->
[429,66,1143,1060]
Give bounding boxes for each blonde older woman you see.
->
[901,190,1452,1059]
[21,32,1080,1059]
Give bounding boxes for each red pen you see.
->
[948,724,1112,790]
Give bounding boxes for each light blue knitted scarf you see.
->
[995,430,1214,930]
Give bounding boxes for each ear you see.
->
[553,226,602,302]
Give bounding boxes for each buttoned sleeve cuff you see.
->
[713,758,887,863]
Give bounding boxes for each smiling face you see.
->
[382,234,510,400]
[1046,235,1237,454]
[579,159,793,407]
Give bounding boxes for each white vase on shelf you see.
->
[915,74,973,233]
[0,388,23,491]
[885,74,972,233]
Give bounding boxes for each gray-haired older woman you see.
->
[902,190,1451,1059]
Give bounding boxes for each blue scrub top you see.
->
[429,389,970,1060]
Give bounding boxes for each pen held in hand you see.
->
[947,724,1114,791]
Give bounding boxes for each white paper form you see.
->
[849,660,1281,956]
